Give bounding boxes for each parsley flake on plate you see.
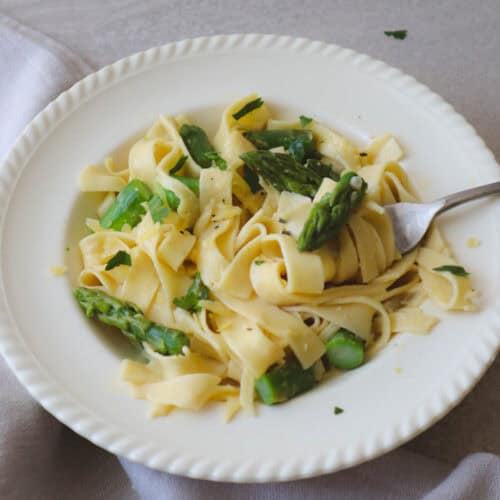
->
[433,265,469,277]
[384,29,407,40]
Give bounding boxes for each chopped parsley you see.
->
[173,272,209,313]
[204,151,227,170]
[148,184,181,223]
[299,115,313,127]
[433,265,469,277]
[254,260,265,265]
[154,182,181,209]
[174,175,199,195]
[105,250,131,271]
[243,164,261,193]
[170,155,188,175]
[384,29,407,40]
[334,406,344,415]
[164,190,180,210]
[65,246,70,252]
[178,124,227,170]
[148,196,170,223]
[232,97,264,120]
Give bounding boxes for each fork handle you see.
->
[437,181,500,214]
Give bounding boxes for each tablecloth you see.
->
[0,2,499,498]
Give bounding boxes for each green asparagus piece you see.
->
[179,124,227,170]
[325,328,365,370]
[304,158,340,181]
[297,171,367,251]
[243,129,313,151]
[100,179,152,231]
[240,151,323,197]
[255,358,317,405]
[243,129,315,161]
[73,287,190,355]
[287,139,307,162]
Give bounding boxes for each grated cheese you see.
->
[466,237,481,248]
[49,265,67,276]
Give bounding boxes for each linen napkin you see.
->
[0,13,92,161]
[1,12,499,500]
[0,13,136,500]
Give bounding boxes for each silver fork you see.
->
[385,181,500,254]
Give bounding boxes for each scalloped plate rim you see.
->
[0,33,499,483]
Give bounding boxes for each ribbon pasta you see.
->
[76,95,477,421]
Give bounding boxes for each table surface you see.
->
[2,0,499,466]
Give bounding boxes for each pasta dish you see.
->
[74,94,477,421]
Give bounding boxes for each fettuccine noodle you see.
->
[76,94,477,421]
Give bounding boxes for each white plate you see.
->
[0,35,499,482]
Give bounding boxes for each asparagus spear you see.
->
[296,171,367,251]
[100,179,152,231]
[179,124,227,170]
[240,151,323,197]
[244,129,316,162]
[255,357,317,405]
[74,287,190,355]
[304,159,340,181]
[243,129,314,154]
[325,328,365,370]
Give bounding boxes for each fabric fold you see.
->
[0,12,93,161]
